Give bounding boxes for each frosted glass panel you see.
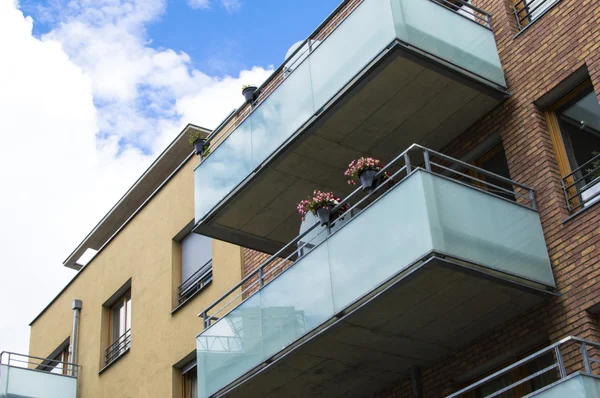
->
[260,244,334,359]
[194,0,507,223]
[197,171,554,397]
[327,174,434,312]
[309,0,396,110]
[194,119,252,222]
[394,0,506,87]
[0,365,77,398]
[533,375,600,398]
[421,173,555,286]
[251,60,314,167]
[197,294,262,398]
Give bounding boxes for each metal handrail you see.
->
[446,336,600,397]
[562,152,600,212]
[0,351,80,378]
[198,144,536,329]
[200,0,493,159]
[104,329,131,364]
[178,260,213,304]
[513,0,559,30]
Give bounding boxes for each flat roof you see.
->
[63,123,210,270]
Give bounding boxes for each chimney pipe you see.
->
[71,299,82,376]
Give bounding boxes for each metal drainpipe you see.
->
[71,299,82,376]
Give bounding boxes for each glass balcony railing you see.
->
[448,336,600,398]
[196,145,554,398]
[194,0,506,224]
[0,352,79,398]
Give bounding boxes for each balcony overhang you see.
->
[193,0,510,253]
[209,256,551,398]
[196,168,556,398]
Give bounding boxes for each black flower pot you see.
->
[359,169,379,191]
[193,138,206,156]
[242,86,258,103]
[316,206,331,226]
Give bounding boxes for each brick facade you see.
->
[375,0,600,396]
[240,0,600,396]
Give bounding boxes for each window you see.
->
[182,361,198,398]
[472,143,517,202]
[546,80,600,212]
[513,0,561,30]
[178,233,212,305]
[105,289,131,365]
[38,340,70,375]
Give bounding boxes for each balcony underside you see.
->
[210,255,551,398]
[195,45,508,254]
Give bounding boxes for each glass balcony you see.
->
[194,0,509,253]
[196,145,555,398]
[0,352,78,398]
[448,336,600,398]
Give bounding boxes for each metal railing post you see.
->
[528,189,536,210]
[202,312,208,329]
[423,150,431,172]
[581,342,592,374]
[259,267,264,288]
[404,153,412,174]
[554,346,567,379]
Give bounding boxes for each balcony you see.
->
[0,352,79,398]
[449,336,600,398]
[195,145,555,398]
[193,0,510,254]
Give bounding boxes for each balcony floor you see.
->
[213,255,551,398]
[196,47,508,254]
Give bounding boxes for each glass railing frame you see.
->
[197,143,541,332]
[193,0,505,226]
[0,351,80,379]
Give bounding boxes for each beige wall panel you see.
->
[29,157,244,398]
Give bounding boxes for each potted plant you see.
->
[188,130,210,158]
[297,190,349,225]
[344,157,388,191]
[242,84,258,104]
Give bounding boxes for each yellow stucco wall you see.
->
[29,156,244,398]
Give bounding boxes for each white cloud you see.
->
[220,0,241,12]
[188,0,242,12]
[0,0,272,355]
[188,0,210,9]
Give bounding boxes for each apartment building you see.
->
[2,0,600,397]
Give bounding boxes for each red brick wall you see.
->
[376,0,600,396]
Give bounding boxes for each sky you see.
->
[0,0,340,356]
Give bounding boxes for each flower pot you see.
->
[193,138,206,156]
[316,206,331,226]
[359,169,379,191]
[242,86,258,104]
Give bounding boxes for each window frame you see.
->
[182,361,198,398]
[545,79,599,212]
[104,288,132,366]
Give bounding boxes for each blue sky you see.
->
[25,0,342,76]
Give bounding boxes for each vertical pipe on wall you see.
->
[71,299,82,376]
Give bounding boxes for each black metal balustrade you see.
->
[198,144,537,329]
[0,351,80,377]
[513,0,560,30]
[562,152,600,213]
[178,260,213,305]
[447,336,600,398]
[104,329,131,365]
